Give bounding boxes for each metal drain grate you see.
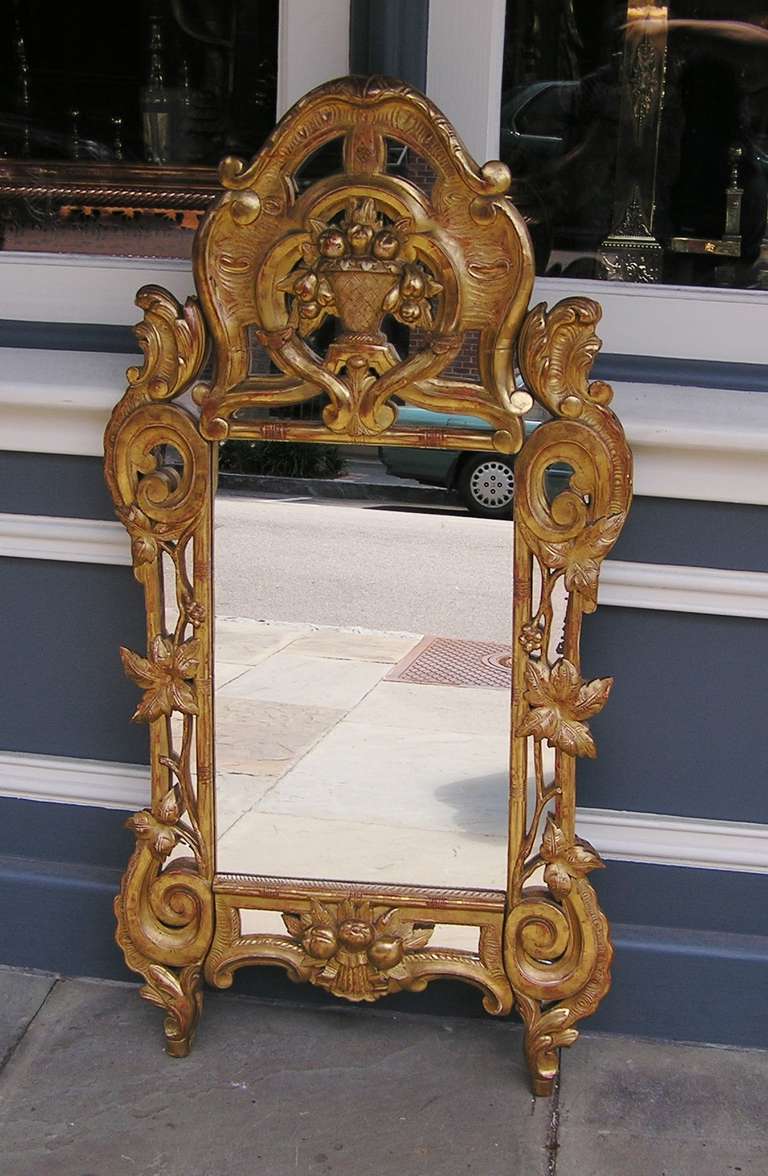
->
[386,635,512,690]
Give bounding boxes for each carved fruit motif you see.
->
[283,899,433,1002]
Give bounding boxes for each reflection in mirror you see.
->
[211,436,562,894]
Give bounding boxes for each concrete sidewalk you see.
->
[1,966,766,1176]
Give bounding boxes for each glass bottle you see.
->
[141,15,172,164]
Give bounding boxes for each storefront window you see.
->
[501,3,768,288]
[0,1,278,257]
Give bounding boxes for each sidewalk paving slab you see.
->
[0,971,552,1176]
[557,1031,768,1176]
[0,969,56,1068]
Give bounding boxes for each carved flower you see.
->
[127,809,179,859]
[121,635,200,722]
[124,506,158,566]
[540,815,604,897]
[186,601,206,628]
[518,658,611,758]
[519,620,544,655]
[539,513,626,607]
[283,899,432,1001]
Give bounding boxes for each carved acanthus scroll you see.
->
[105,287,215,1056]
[505,297,632,1094]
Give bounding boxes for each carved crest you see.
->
[193,75,534,448]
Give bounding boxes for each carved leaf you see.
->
[540,816,567,862]
[174,638,201,679]
[540,514,626,605]
[518,659,611,758]
[157,786,182,825]
[120,647,156,690]
[121,636,199,722]
[564,837,604,877]
[131,534,158,565]
[518,702,595,758]
[282,913,304,938]
[571,676,613,721]
[543,861,572,898]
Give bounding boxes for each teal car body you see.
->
[378,405,567,515]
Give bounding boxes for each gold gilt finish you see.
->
[104,76,632,1093]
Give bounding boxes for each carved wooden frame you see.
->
[104,76,632,1095]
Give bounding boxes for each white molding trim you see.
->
[0,346,134,456]
[427,0,506,163]
[2,513,766,621]
[0,751,149,810]
[0,750,764,873]
[0,513,130,565]
[277,0,349,118]
[578,808,768,875]
[0,253,192,326]
[599,561,768,619]
[2,354,768,504]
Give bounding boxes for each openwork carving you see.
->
[104,76,632,1092]
[505,297,632,1094]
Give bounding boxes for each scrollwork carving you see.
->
[105,82,632,1094]
[506,296,632,1094]
[105,283,215,1057]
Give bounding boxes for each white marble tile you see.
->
[216,809,508,892]
[216,770,280,838]
[350,680,510,736]
[287,629,422,664]
[215,696,343,776]
[249,720,510,838]
[214,619,309,665]
[214,662,253,689]
[217,651,389,710]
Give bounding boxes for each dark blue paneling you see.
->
[594,352,768,393]
[0,855,128,979]
[2,317,765,393]
[0,850,765,1045]
[611,497,768,572]
[0,558,148,764]
[0,798,134,869]
[0,452,116,521]
[594,862,768,939]
[581,607,767,823]
[590,924,768,1047]
[0,319,137,354]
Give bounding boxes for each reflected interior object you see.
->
[500,0,768,288]
[597,5,668,282]
[104,76,633,1095]
[0,0,278,257]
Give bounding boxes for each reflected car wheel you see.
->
[458,455,515,519]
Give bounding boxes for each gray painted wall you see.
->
[0,558,148,764]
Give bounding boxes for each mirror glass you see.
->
[212,442,518,894]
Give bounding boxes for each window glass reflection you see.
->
[501,2,768,288]
[0,1,278,257]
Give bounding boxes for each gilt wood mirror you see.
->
[104,76,632,1096]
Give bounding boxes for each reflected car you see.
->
[378,405,566,520]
